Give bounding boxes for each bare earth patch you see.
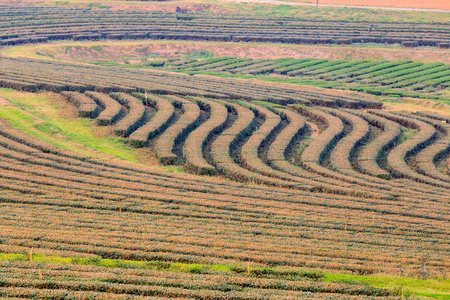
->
[0,97,12,106]
[32,41,450,64]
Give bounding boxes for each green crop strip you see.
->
[152,56,450,105]
[1,252,448,298]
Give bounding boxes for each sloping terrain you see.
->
[0,3,449,299]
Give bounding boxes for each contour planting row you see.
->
[9,86,450,201]
[0,57,382,109]
[60,91,99,118]
[1,106,448,210]
[395,113,450,183]
[277,106,450,199]
[84,91,123,126]
[154,95,202,165]
[369,110,450,188]
[327,109,370,175]
[166,57,449,96]
[128,93,176,148]
[0,261,400,299]
[292,108,394,194]
[263,108,376,197]
[183,98,229,175]
[103,93,147,138]
[351,111,401,179]
[46,90,450,199]
[0,119,449,280]
[1,6,449,47]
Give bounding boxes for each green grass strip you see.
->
[1,252,448,298]
[0,88,138,161]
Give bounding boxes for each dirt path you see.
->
[223,0,450,11]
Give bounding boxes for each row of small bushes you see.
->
[184,98,229,175]
[369,111,449,189]
[85,91,123,126]
[60,91,99,118]
[129,92,176,148]
[154,96,202,165]
[327,108,370,173]
[110,93,147,137]
[352,110,401,179]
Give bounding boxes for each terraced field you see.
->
[0,3,449,299]
[163,57,450,100]
[0,5,449,48]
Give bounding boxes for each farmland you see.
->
[0,1,449,299]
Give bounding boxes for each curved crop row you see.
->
[290,107,412,194]
[370,111,450,188]
[1,113,450,271]
[396,113,450,183]
[350,111,401,179]
[3,112,448,202]
[300,109,344,164]
[327,108,370,174]
[183,98,229,175]
[208,102,303,188]
[415,111,450,124]
[60,91,99,118]
[1,56,381,109]
[267,108,392,198]
[110,93,147,137]
[154,96,202,165]
[252,107,387,198]
[128,93,176,148]
[210,102,256,170]
[266,108,307,163]
[85,91,123,126]
[239,103,302,180]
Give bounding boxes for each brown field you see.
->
[0,2,449,298]
[292,0,450,10]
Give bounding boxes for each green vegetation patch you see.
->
[1,251,448,298]
[0,88,139,161]
[398,127,417,143]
